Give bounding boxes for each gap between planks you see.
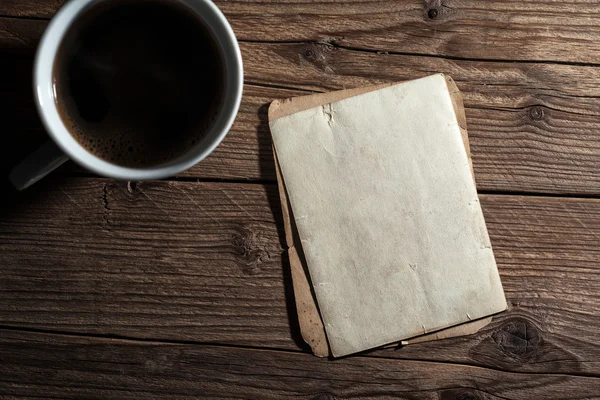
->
[1,324,599,380]
[59,175,600,201]
[240,38,600,69]
[3,13,600,69]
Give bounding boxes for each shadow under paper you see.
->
[256,101,310,352]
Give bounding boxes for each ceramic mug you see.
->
[10,0,243,191]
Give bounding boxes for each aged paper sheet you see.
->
[270,74,507,357]
[270,77,490,357]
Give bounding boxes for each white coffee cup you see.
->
[10,0,243,190]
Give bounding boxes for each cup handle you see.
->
[9,140,70,191]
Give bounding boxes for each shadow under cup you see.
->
[36,0,243,180]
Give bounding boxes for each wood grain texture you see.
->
[3,0,600,65]
[1,178,599,376]
[2,18,600,194]
[0,1,65,18]
[2,1,599,396]
[242,41,600,194]
[0,179,294,348]
[0,17,44,51]
[1,329,599,400]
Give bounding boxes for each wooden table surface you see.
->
[2,1,600,398]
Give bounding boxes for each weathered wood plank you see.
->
[242,41,600,194]
[1,330,599,400]
[3,1,600,65]
[0,178,297,348]
[0,17,44,51]
[1,1,598,395]
[0,0,65,19]
[1,178,599,375]
[2,18,600,194]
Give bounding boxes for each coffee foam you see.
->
[61,100,221,167]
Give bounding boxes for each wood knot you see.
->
[425,0,448,19]
[232,227,270,275]
[529,106,545,121]
[299,44,335,74]
[492,318,541,358]
[470,313,581,372]
[440,389,483,400]
[304,48,316,59]
[428,8,439,19]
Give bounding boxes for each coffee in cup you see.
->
[53,0,226,167]
[10,0,242,190]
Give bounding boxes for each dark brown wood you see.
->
[1,178,599,376]
[0,179,294,348]
[3,1,600,65]
[0,1,66,19]
[0,329,599,400]
[2,1,600,396]
[241,40,600,194]
[0,17,45,51]
[2,18,600,194]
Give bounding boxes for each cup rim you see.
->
[34,0,243,181]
